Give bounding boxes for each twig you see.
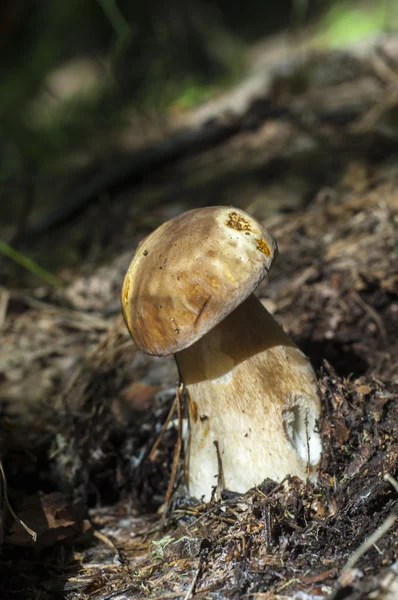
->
[152,594,193,600]
[350,88,398,133]
[262,504,272,552]
[352,291,388,345]
[164,383,184,509]
[214,441,225,502]
[276,578,301,592]
[98,585,138,600]
[16,295,111,330]
[93,529,121,555]
[0,459,37,543]
[183,552,206,600]
[385,473,398,495]
[149,390,178,461]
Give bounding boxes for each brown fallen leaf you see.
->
[6,491,91,547]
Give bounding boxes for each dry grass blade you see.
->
[341,473,398,575]
[385,473,398,495]
[0,459,37,543]
[341,514,397,574]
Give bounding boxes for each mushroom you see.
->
[122,206,322,500]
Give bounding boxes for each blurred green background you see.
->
[0,0,397,282]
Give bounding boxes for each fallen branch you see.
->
[23,120,240,239]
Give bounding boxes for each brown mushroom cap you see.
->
[122,206,277,356]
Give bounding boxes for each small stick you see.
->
[213,441,225,502]
[262,504,271,552]
[93,529,120,554]
[98,586,138,600]
[183,552,205,600]
[385,473,398,495]
[352,291,388,344]
[164,383,184,508]
[149,390,178,461]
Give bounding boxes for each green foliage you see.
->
[173,81,219,110]
[150,535,174,559]
[317,1,397,47]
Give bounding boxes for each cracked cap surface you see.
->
[122,206,277,356]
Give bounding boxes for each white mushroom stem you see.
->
[175,294,322,501]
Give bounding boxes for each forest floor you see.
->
[1,34,398,600]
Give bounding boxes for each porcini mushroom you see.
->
[122,206,322,500]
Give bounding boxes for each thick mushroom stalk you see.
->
[121,206,322,501]
[176,294,322,500]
